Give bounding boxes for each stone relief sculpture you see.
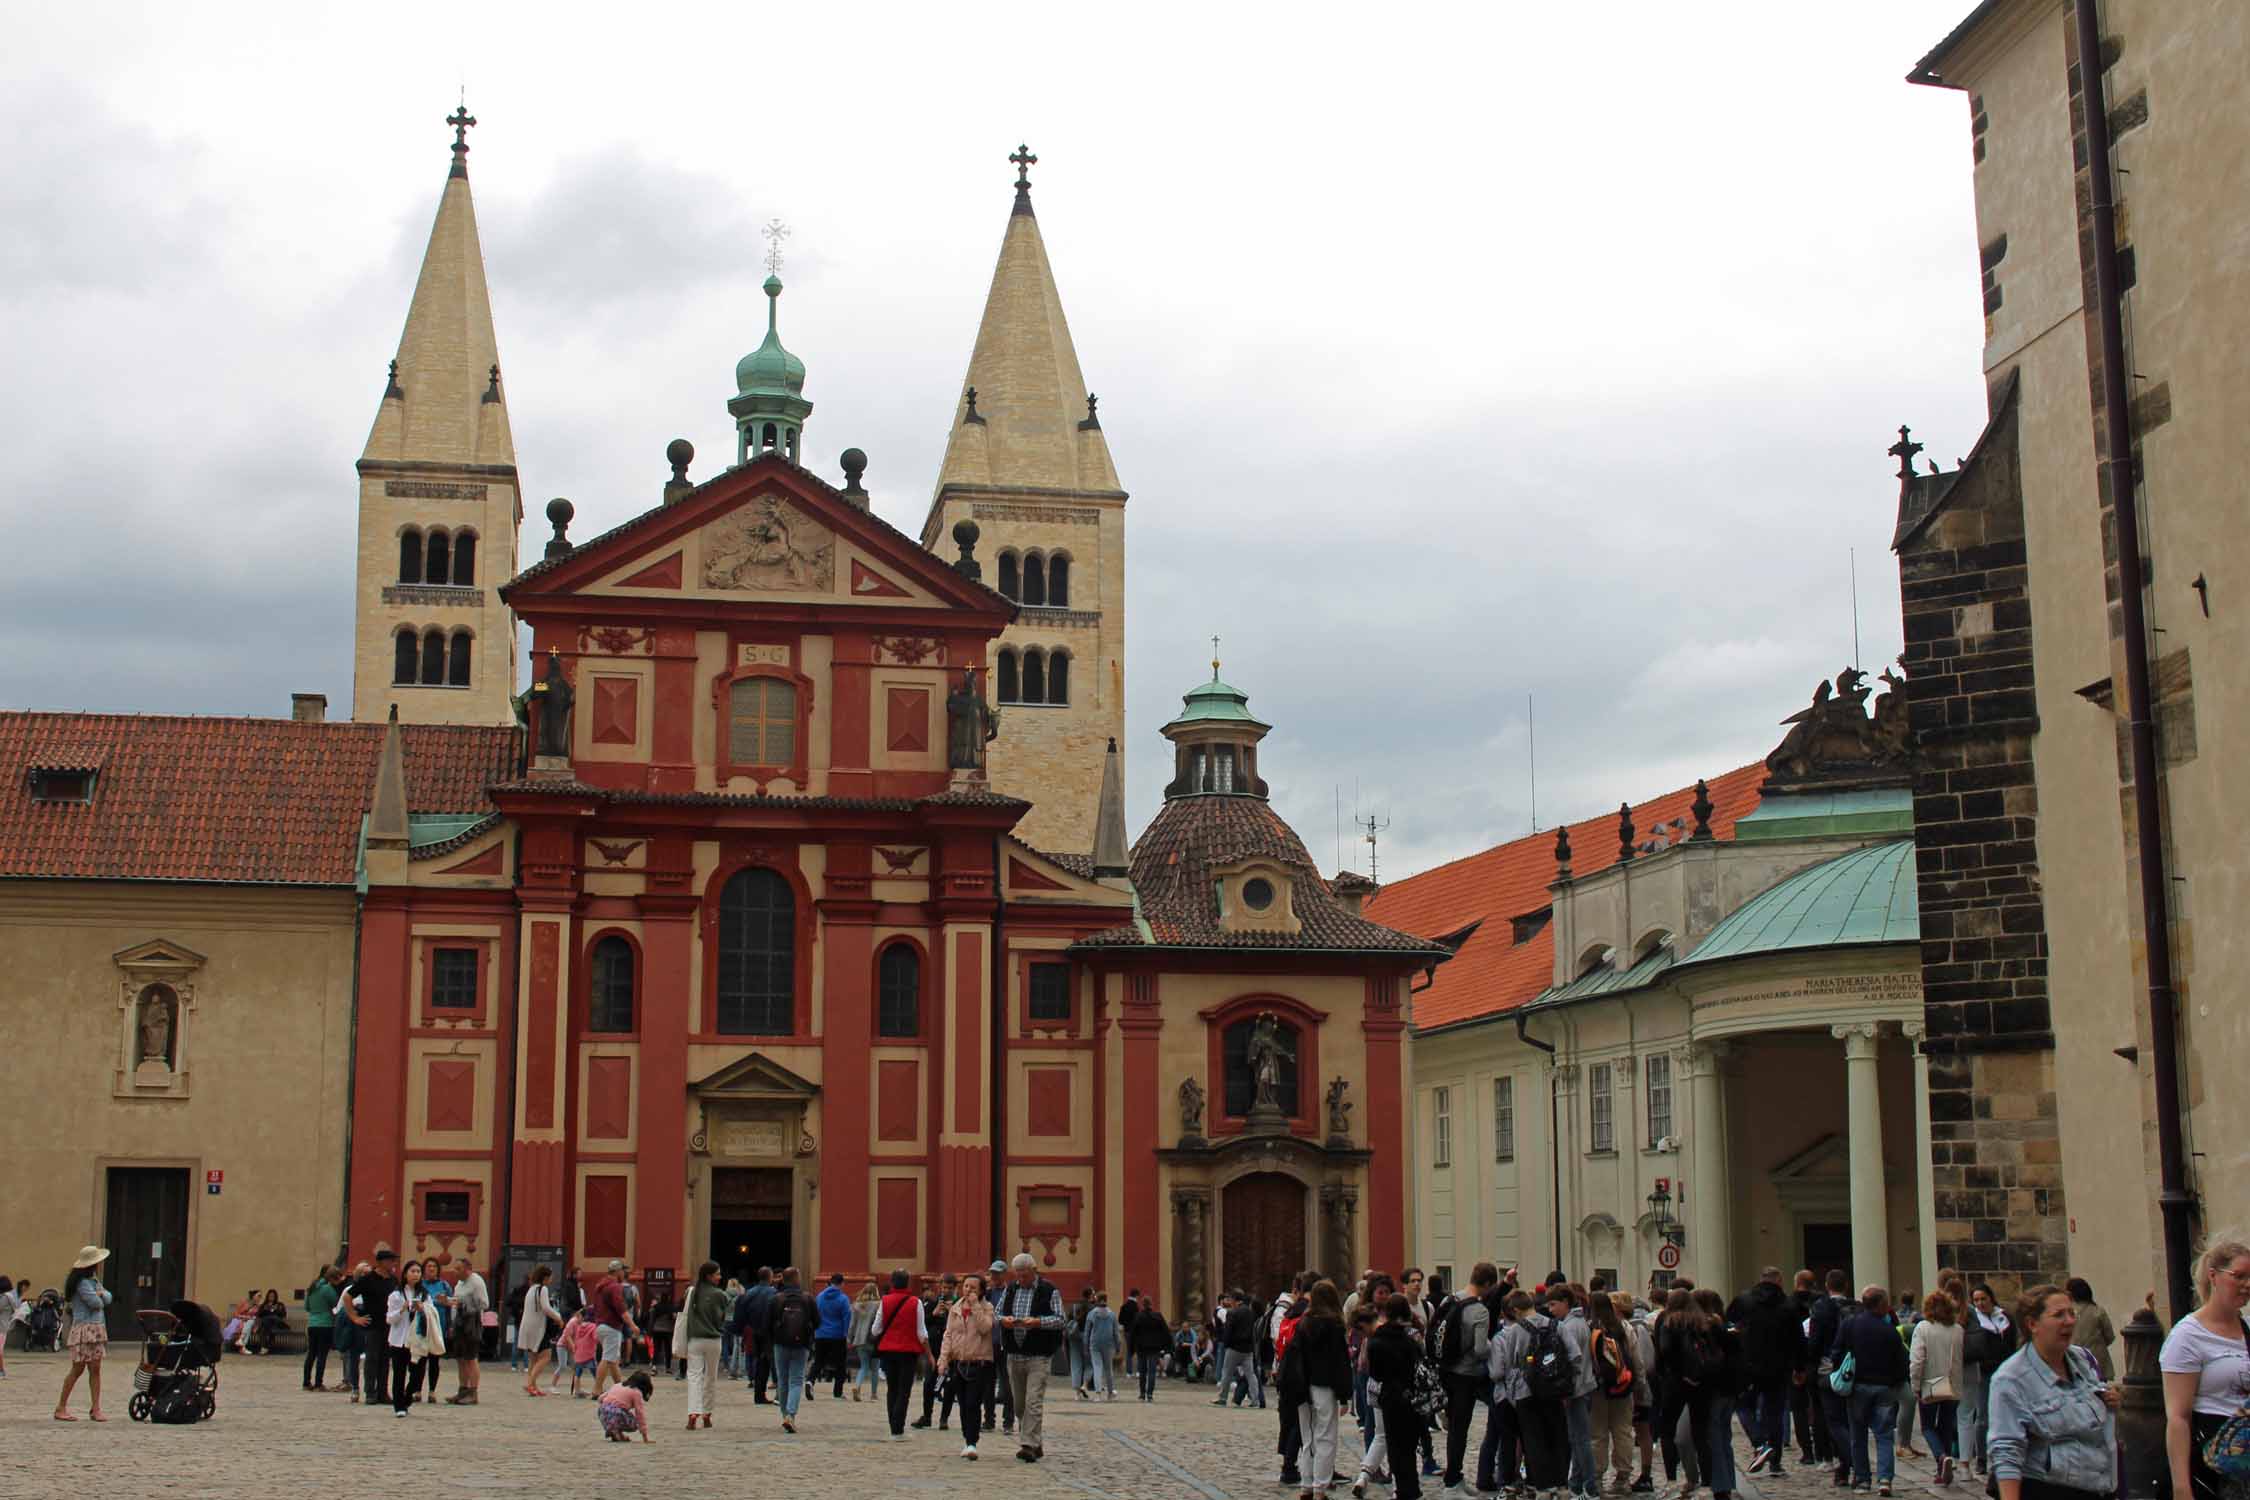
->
[1325,1075,1353,1143]
[1178,1077,1206,1140]
[1766,662,1916,783]
[702,495,835,592]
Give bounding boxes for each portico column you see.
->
[1685,1042,1732,1293]
[1833,1023,1889,1290]
[1904,1020,1938,1293]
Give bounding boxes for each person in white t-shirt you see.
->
[2163,1240,2250,1500]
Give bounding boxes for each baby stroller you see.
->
[129,1302,223,1423]
[23,1290,61,1352]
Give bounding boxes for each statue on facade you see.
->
[135,988,174,1069]
[1246,1013,1291,1112]
[1325,1075,1353,1143]
[945,666,1000,772]
[1178,1077,1206,1141]
[1766,662,1915,784]
[532,649,575,759]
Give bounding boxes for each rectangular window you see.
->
[1027,961,1071,1022]
[1494,1076,1515,1162]
[1645,1053,1674,1146]
[1433,1086,1452,1167]
[728,677,797,766]
[1589,1061,1615,1154]
[424,1190,471,1226]
[430,947,479,1009]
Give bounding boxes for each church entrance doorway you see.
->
[710,1167,793,1283]
[103,1166,188,1336]
[1802,1222,1851,1288]
[1221,1172,1306,1305]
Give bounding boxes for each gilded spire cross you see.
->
[446,104,476,177]
[1211,635,1221,682]
[760,218,791,277]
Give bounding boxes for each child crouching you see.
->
[598,1371,654,1442]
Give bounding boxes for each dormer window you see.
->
[1216,861,1299,936]
[27,768,96,804]
[1241,877,1276,911]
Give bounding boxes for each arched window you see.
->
[420,629,445,686]
[1047,553,1070,607]
[762,421,778,451]
[1022,648,1046,705]
[398,529,423,584]
[588,936,635,1033]
[997,552,1020,602]
[425,530,451,586]
[393,629,418,685]
[451,530,476,586]
[727,678,798,766]
[447,630,472,686]
[716,868,794,1035]
[1023,552,1047,607]
[996,649,1019,705]
[1047,651,1070,706]
[877,943,919,1038]
[1222,1014,1300,1118]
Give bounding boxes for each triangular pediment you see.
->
[504,456,1014,621]
[113,938,208,973]
[1769,1131,1849,1181]
[1002,838,1135,909]
[691,1050,820,1099]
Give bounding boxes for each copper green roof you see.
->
[1732,786,1912,844]
[1676,839,1919,966]
[1531,941,1677,1007]
[735,276,807,396]
[1163,675,1268,730]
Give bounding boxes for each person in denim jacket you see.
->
[1986,1286,2119,1500]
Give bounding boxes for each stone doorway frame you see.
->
[689,1052,819,1276]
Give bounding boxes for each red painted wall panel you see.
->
[952,931,982,1133]
[634,908,693,1274]
[586,1056,631,1139]
[875,1177,918,1263]
[584,1174,629,1261]
[525,922,561,1129]
[1026,1065,1072,1138]
[347,900,411,1250]
[425,1058,477,1133]
[820,921,874,1271]
[877,1058,919,1142]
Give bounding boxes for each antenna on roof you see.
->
[1335,785,1343,875]
[1357,811,1392,885]
[1850,546,1862,671]
[1527,692,1539,834]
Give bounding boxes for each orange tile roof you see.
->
[1364,763,1769,1033]
[0,712,520,886]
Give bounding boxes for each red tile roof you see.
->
[0,713,520,886]
[1363,763,1769,1033]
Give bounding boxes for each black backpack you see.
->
[1524,1318,1575,1399]
[1433,1295,1469,1367]
[1681,1324,1728,1385]
[774,1288,813,1347]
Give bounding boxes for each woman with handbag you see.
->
[1962,1283,2016,1478]
[519,1265,561,1396]
[1986,1285,2117,1500]
[386,1261,442,1417]
[936,1272,996,1459]
[2161,1240,2250,1500]
[1908,1291,1966,1483]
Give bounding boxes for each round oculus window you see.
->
[1241,877,1276,912]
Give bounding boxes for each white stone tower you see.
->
[351,106,522,726]
[920,146,1127,853]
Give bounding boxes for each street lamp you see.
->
[1647,1181,1678,1234]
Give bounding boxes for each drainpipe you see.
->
[1515,1010,1564,1277]
[989,835,1008,1257]
[2075,0,2195,1320]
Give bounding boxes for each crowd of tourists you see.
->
[21,1234,2250,1500]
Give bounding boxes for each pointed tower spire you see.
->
[369,706,411,847]
[1093,737,1130,883]
[351,108,523,729]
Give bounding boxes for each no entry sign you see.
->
[1656,1243,1681,1270]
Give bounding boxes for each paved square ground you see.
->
[0,1349,1960,1500]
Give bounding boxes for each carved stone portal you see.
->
[1172,1188,1211,1326]
[1319,1182,1359,1284]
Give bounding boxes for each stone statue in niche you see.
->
[135,986,175,1070]
[1178,1077,1206,1141]
[945,667,1000,773]
[532,649,574,759]
[1325,1075,1353,1143]
[1246,1012,1292,1114]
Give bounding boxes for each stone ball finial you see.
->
[666,437,694,476]
[951,518,983,581]
[840,447,868,484]
[547,496,574,529]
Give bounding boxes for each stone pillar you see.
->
[1904,1021,1939,1294]
[1834,1023,1889,1290]
[1319,1182,1358,1284]
[1171,1187,1211,1326]
[1685,1042,1731,1293]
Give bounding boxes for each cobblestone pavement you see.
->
[0,1352,1965,1500]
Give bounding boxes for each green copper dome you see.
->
[1166,675,1265,729]
[735,276,806,396]
[1679,839,1920,966]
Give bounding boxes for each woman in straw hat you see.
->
[54,1245,114,1421]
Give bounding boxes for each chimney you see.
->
[291,693,327,724]
[1330,870,1376,917]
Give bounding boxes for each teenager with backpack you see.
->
[767,1268,816,1432]
[1589,1287,1644,1491]
[1728,1266,1807,1478]
[1691,1287,1747,1499]
[1503,1287,1576,1499]
[1655,1288,1723,1495]
[1436,1261,1499,1490]
[1547,1283,1602,1498]
[1808,1269,1860,1481]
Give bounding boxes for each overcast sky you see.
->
[0,1,1992,880]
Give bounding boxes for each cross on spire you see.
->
[1888,424,1924,483]
[761,217,791,277]
[446,104,477,178]
[1010,143,1038,185]
[1211,635,1221,682]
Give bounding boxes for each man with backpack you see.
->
[1435,1261,1499,1491]
[767,1267,816,1432]
[1806,1268,1858,1481]
[1546,1284,1601,1498]
[729,1267,774,1401]
[1499,1287,1576,1498]
[1729,1265,1808,1478]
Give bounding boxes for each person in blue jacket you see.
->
[815,1273,854,1399]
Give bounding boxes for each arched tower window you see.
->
[1048,651,1071,706]
[420,629,445,686]
[588,936,635,1033]
[398,529,423,584]
[425,529,451,586]
[451,530,476,586]
[1022,648,1046,705]
[447,630,473,686]
[393,629,418,685]
[996,649,1019,705]
[877,943,920,1038]
[997,552,1020,602]
[716,867,795,1035]
[1047,553,1070,607]
[1023,552,1047,607]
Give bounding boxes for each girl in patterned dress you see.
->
[598,1370,654,1441]
[54,1246,113,1421]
